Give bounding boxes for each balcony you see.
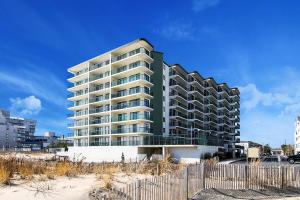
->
[111,47,151,64]
[111,74,152,88]
[111,100,151,111]
[112,61,152,77]
[89,60,110,71]
[111,87,151,99]
[89,107,110,114]
[89,96,110,104]
[111,114,151,123]
[111,127,151,135]
[89,73,110,82]
[89,119,110,125]
[90,130,110,136]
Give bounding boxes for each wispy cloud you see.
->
[192,0,221,12]
[155,21,197,41]
[10,96,42,116]
[0,65,67,107]
[239,83,292,112]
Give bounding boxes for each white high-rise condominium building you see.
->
[67,39,240,160]
[295,117,300,153]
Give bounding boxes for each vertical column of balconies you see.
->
[67,63,90,147]
[202,79,219,145]
[108,46,154,146]
[187,73,205,140]
[169,66,189,137]
[88,57,112,146]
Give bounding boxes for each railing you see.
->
[111,47,150,63]
[111,74,151,87]
[89,130,110,136]
[89,107,110,114]
[89,72,110,82]
[89,119,110,125]
[89,60,110,71]
[112,61,151,75]
[111,87,150,99]
[111,114,150,122]
[89,96,110,103]
[111,100,150,111]
[111,127,151,134]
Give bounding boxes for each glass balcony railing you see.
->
[111,127,151,134]
[89,60,110,71]
[111,87,150,99]
[89,130,110,135]
[89,96,110,103]
[111,100,150,111]
[111,74,151,87]
[111,114,150,122]
[111,47,150,63]
[89,72,110,82]
[89,118,110,125]
[112,61,151,75]
[89,107,110,114]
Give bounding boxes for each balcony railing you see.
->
[112,61,151,75]
[111,74,151,87]
[89,72,110,82]
[89,96,110,103]
[111,114,150,122]
[89,60,110,71]
[111,127,151,134]
[111,47,150,63]
[89,119,110,125]
[90,130,110,136]
[89,107,110,114]
[111,100,150,111]
[111,87,150,99]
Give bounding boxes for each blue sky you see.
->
[1,0,300,147]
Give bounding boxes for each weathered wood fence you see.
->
[103,163,300,200]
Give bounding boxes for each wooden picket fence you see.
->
[101,163,300,200]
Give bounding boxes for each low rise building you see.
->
[235,140,262,156]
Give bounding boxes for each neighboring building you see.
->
[271,148,284,156]
[295,117,300,153]
[25,131,59,149]
[0,109,36,150]
[65,39,240,162]
[235,140,262,156]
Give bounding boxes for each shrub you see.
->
[204,152,212,160]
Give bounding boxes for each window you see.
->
[130,112,138,120]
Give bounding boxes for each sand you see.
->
[0,173,152,200]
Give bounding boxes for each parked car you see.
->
[287,152,300,164]
[261,155,287,163]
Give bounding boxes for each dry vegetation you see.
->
[0,154,185,190]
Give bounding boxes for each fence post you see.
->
[186,166,189,200]
[202,163,206,189]
[281,166,284,189]
[245,165,249,189]
[137,179,141,200]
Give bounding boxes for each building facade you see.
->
[295,117,300,153]
[0,109,36,150]
[67,39,240,155]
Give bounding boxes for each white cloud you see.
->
[239,83,292,111]
[192,0,221,12]
[10,96,42,116]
